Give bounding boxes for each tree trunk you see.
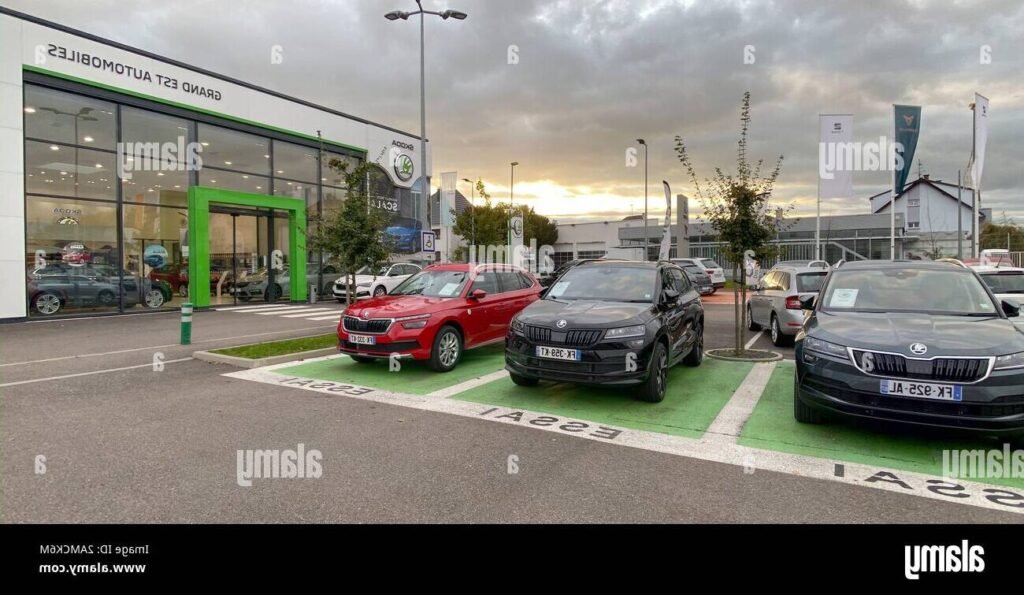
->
[739,264,748,355]
[734,263,742,356]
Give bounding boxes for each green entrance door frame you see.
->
[187,186,307,308]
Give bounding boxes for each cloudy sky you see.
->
[8,0,1023,223]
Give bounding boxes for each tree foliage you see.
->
[308,159,395,302]
[980,222,1024,252]
[674,91,791,355]
[450,180,558,261]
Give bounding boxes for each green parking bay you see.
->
[274,344,507,395]
[453,359,753,438]
[740,362,1024,490]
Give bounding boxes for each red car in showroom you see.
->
[337,263,541,372]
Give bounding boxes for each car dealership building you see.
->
[0,8,431,320]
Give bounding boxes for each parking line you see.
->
[0,357,193,387]
[705,362,777,442]
[280,309,336,318]
[744,331,762,351]
[427,370,510,398]
[225,305,309,312]
[253,307,320,315]
[305,315,343,321]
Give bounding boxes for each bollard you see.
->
[310,284,318,304]
[180,302,193,345]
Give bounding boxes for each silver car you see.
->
[746,264,829,346]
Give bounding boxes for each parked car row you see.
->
[336,259,705,403]
[28,263,167,315]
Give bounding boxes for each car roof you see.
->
[836,260,971,272]
[971,265,1024,273]
[769,265,831,274]
[425,262,529,274]
[577,259,660,269]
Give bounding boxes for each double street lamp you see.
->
[384,2,467,250]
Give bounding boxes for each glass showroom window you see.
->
[25,140,117,201]
[24,85,116,149]
[197,123,271,176]
[274,141,318,184]
[25,197,120,317]
[199,169,270,195]
[120,107,191,208]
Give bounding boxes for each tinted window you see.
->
[518,272,535,288]
[496,272,524,293]
[669,268,690,292]
[980,272,1024,294]
[547,266,656,303]
[796,272,828,293]
[391,270,468,297]
[471,272,498,295]
[700,259,720,270]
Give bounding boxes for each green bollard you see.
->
[180,302,193,345]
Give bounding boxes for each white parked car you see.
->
[670,258,725,292]
[332,263,422,302]
[971,264,1024,325]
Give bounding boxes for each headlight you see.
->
[994,351,1024,370]
[397,313,430,330]
[804,337,849,359]
[511,318,525,334]
[604,325,646,340]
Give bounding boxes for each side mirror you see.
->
[800,295,816,311]
[663,288,680,304]
[470,289,487,300]
[1002,299,1020,318]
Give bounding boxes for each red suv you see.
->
[337,263,541,372]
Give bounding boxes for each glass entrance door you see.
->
[210,207,290,305]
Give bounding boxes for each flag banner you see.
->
[894,105,921,193]
[659,181,673,261]
[818,114,854,198]
[440,171,457,227]
[973,93,989,190]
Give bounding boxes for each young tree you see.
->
[674,91,791,356]
[309,159,395,303]
[449,181,558,262]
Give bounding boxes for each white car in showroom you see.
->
[332,262,422,302]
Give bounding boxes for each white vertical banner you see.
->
[972,93,990,190]
[659,181,673,261]
[440,171,457,227]
[818,114,854,199]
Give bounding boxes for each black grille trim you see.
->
[342,316,392,334]
[851,350,990,383]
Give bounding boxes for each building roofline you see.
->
[0,6,423,141]
[869,177,976,213]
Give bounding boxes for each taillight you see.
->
[706,271,713,277]
[786,296,801,310]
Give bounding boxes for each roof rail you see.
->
[807,260,830,269]
[834,259,847,269]
[935,257,968,268]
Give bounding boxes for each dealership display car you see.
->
[28,263,167,315]
[337,263,541,372]
[231,263,344,302]
[505,260,704,403]
[332,263,422,302]
[747,263,830,347]
[794,260,1024,436]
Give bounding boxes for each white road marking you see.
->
[306,315,343,321]
[0,358,193,387]
[427,370,510,398]
[705,362,777,442]
[744,331,762,351]
[224,364,1024,516]
[219,304,299,312]
[253,307,321,315]
[280,309,337,318]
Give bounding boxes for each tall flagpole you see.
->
[972,100,979,259]
[890,104,897,260]
[816,114,821,261]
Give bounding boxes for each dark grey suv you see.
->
[794,261,1024,436]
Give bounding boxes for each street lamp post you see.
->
[509,162,518,250]
[637,139,648,261]
[384,2,467,255]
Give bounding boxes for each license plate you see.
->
[880,379,962,401]
[349,334,376,345]
[536,345,580,361]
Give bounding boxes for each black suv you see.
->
[505,260,704,402]
[795,260,1024,436]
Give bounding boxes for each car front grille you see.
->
[342,316,391,334]
[525,325,603,347]
[804,377,1024,418]
[851,350,989,383]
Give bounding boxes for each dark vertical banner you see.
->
[893,104,921,193]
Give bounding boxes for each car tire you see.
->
[179,284,189,298]
[683,321,704,367]
[771,314,794,347]
[350,355,375,364]
[97,290,116,306]
[373,285,387,297]
[510,372,539,387]
[636,341,668,403]
[429,325,462,372]
[793,375,827,424]
[33,292,62,316]
[142,288,165,309]
[265,284,282,302]
[747,305,761,331]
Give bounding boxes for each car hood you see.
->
[518,299,654,327]
[344,294,458,318]
[808,311,1024,356]
[336,274,384,286]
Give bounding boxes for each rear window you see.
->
[796,272,827,293]
[980,271,1024,294]
[700,260,720,270]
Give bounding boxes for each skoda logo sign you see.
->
[362,310,369,319]
[394,153,414,181]
[910,343,928,356]
[556,319,567,329]
[511,218,524,239]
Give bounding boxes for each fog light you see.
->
[803,352,818,364]
[628,339,645,348]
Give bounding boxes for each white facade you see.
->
[0,9,430,320]
[870,178,976,235]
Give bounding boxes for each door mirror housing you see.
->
[662,288,680,305]
[470,289,487,300]
[1002,298,1020,318]
[800,295,816,311]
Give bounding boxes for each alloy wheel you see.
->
[438,331,460,367]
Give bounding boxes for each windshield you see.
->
[547,266,656,302]
[796,272,828,293]
[700,259,720,270]
[821,268,998,315]
[980,271,1024,294]
[391,270,469,297]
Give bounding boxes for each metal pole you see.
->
[890,104,897,260]
[971,104,979,259]
[816,157,821,261]
[420,7,430,251]
[643,144,648,261]
[957,170,963,258]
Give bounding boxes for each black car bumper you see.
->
[504,332,655,386]
[795,348,1024,436]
